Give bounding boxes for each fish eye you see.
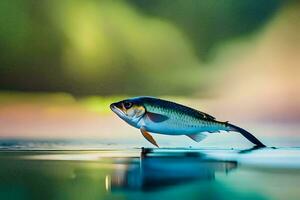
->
[123,102,132,109]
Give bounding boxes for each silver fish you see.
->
[110,96,265,147]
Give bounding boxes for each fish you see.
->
[110,96,265,148]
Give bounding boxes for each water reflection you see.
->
[1,148,300,200]
[110,148,237,191]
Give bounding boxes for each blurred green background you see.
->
[0,0,299,140]
[0,0,288,95]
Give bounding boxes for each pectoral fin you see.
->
[146,112,169,123]
[140,128,159,147]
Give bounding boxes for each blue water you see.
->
[0,139,300,200]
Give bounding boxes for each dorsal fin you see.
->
[197,110,215,120]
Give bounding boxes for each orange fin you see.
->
[140,128,159,147]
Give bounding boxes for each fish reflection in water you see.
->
[110,148,237,191]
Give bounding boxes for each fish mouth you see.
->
[109,103,116,111]
[110,103,125,116]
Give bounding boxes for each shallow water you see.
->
[0,144,300,200]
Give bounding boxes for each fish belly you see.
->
[143,118,226,135]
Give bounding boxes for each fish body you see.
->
[110,96,265,147]
[133,97,227,135]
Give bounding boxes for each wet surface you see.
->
[0,147,300,200]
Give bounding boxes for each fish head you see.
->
[110,98,146,126]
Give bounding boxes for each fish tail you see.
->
[226,123,266,147]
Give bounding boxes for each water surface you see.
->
[0,143,300,200]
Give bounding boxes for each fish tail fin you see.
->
[227,123,266,147]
